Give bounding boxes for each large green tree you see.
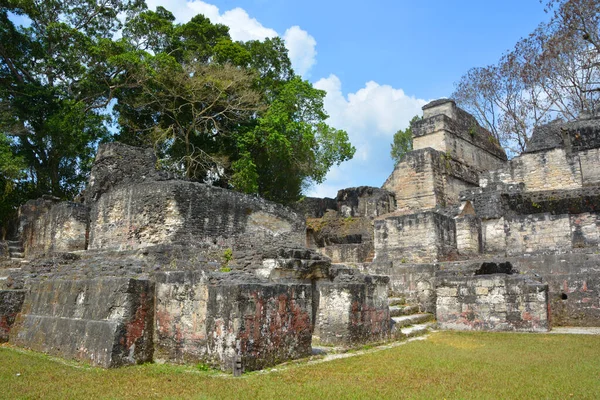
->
[113,7,354,204]
[0,0,146,199]
[0,1,354,210]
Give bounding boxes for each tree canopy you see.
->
[390,116,420,165]
[0,1,355,231]
[452,0,599,155]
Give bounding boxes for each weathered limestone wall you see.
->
[0,290,26,342]
[362,262,437,313]
[506,214,572,255]
[258,258,391,346]
[383,148,480,213]
[382,149,441,212]
[456,215,481,255]
[525,116,600,154]
[436,274,549,332]
[480,148,582,191]
[84,142,167,204]
[292,197,337,218]
[474,211,600,256]
[511,253,600,326]
[336,186,396,218]
[318,243,372,264]
[313,273,390,345]
[19,198,89,256]
[304,187,394,264]
[571,212,600,248]
[0,242,9,260]
[481,218,507,254]
[374,211,456,263]
[86,142,305,267]
[414,99,507,172]
[578,148,600,186]
[10,278,154,367]
[307,211,373,264]
[368,252,600,327]
[154,271,312,371]
[89,181,305,259]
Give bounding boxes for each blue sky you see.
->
[146,1,550,197]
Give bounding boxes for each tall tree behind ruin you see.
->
[113,8,355,204]
[0,0,146,199]
[452,0,600,155]
[0,1,354,216]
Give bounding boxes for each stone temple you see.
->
[1,98,599,371]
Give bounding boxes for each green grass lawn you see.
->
[1,331,599,399]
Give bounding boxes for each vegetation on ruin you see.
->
[0,1,355,232]
[452,0,600,155]
[390,115,420,165]
[1,331,599,399]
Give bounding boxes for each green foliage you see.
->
[113,8,353,204]
[0,0,144,201]
[233,77,354,203]
[1,1,354,212]
[390,116,420,165]
[220,248,233,271]
[0,133,26,237]
[195,363,213,372]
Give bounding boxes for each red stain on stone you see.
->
[155,309,173,336]
[125,292,149,349]
[521,312,539,323]
[0,315,11,338]
[582,281,588,292]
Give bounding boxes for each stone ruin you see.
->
[1,98,600,371]
[0,143,390,370]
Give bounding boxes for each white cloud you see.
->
[283,26,317,77]
[315,75,427,138]
[306,75,428,198]
[145,1,315,76]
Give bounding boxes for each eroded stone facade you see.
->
[1,143,390,371]
[3,98,600,371]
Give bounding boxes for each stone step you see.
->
[0,268,21,280]
[400,323,433,338]
[388,297,406,306]
[0,267,22,275]
[8,244,23,250]
[6,241,22,246]
[391,313,434,329]
[389,304,420,317]
[10,252,24,258]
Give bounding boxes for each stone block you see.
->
[10,278,154,367]
[154,271,313,371]
[436,274,549,332]
[313,274,390,346]
[18,199,89,257]
[88,180,305,262]
[0,290,26,342]
[374,211,456,263]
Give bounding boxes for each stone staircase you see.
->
[7,240,26,262]
[389,297,435,338]
[0,240,25,289]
